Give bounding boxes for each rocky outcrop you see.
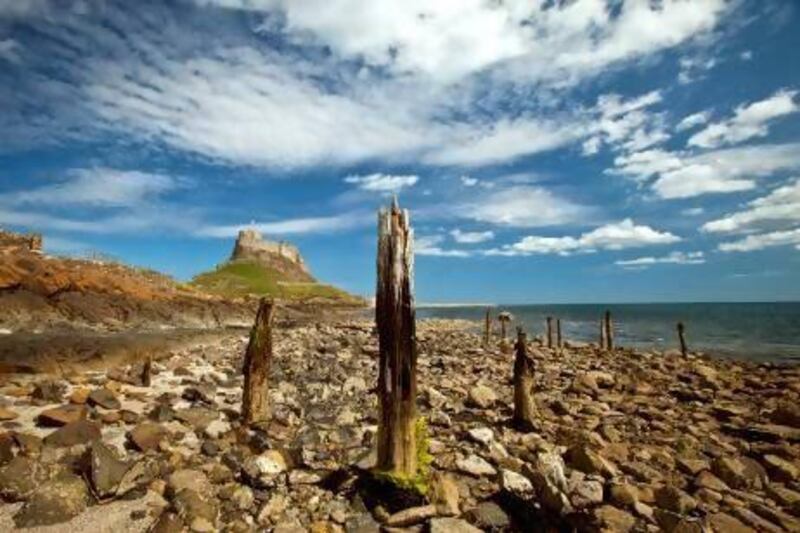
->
[0,229,41,253]
[230,229,313,282]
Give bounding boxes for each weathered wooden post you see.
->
[599,318,607,350]
[141,356,152,387]
[483,307,492,349]
[546,316,553,349]
[604,310,614,351]
[513,327,537,431]
[242,298,274,426]
[556,318,562,349]
[498,311,512,353]
[677,322,687,357]
[375,199,418,479]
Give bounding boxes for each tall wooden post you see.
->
[483,307,492,349]
[677,322,687,357]
[599,319,606,350]
[556,319,562,349]
[513,328,537,431]
[376,199,417,478]
[546,316,553,349]
[604,310,614,351]
[242,298,274,426]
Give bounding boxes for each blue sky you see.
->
[1,0,799,303]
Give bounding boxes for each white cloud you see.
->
[740,50,753,61]
[677,56,716,85]
[460,176,478,187]
[2,168,182,207]
[450,229,494,244]
[490,219,680,256]
[676,111,709,131]
[584,90,668,155]
[688,89,799,149]
[615,251,705,267]
[0,39,21,63]
[718,228,800,252]
[702,178,800,233]
[196,212,371,238]
[344,173,419,193]
[416,235,471,257]
[682,207,705,216]
[612,143,800,199]
[464,186,588,228]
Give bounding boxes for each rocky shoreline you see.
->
[0,318,799,532]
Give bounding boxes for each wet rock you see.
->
[429,517,482,533]
[128,422,167,451]
[465,501,510,531]
[37,404,87,427]
[13,472,89,527]
[88,388,121,410]
[0,455,48,501]
[467,385,497,408]
[43,420,101,447]
[456,454,496,477]
[87,441,130,498]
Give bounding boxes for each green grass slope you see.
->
[190,260,365,306]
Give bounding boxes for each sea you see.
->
[416,302,800,363]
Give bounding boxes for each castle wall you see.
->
[231,229,310,276]
[0,230,43,253]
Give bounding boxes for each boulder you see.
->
[43,420,101,447]
[467,385,497,409]
[87,441,131,498]
[0,456,48,501]
[128,422,167,451]
[37,404,87,427]
[593,505,636,532]
[456,454,496,477]
[88,388,121,410]
[465,501,510,531]
[13,472,89,527]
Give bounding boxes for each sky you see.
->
[1,0,800,304]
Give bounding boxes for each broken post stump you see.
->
[141,356,152,387]
[498,311,512,353]
[242,298,275,426]
[599,318,606,350]
[604,310,614,351]
[677,321,688,357]
[375,199,418,480]
[513,327,537,431]
[556,318,562,349]
[546,316,553,349]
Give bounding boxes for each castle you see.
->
[231,229,312,280]
[0,230,42,253]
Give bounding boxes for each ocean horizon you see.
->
[417,301,800,362]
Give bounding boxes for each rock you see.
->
[593,505,636,532]
[182,385,216,404]
[32,380,66,403]
[609,483,639,507]
[430,472,460,516]
[385,504,437,527]
[128,422,167,451]
[152,511,186,533]
[37,404,87,427]
[500,469,534,498]
[87,441,131,498]
[172,487,218,528]
[43,420,101,447]
[243,450,287,487]
[571,479,604,508]
[694,470,729,492]
[568,445,617,477]
[168,469,213,496]
[0,456,47,501]
[770,402,800,428]
[69,387,91,404]
[429,517,482,533]
[230,485,254,510]
[175,407,218,431]
[13,472,89,527]
[708,512,756,533]
[529,451,572,515]
[466,427,494,446]
[456,454,496,477]
[655,509,705,532]
[467,385,497,409]
[761,454,799,482]
[569,373,599,396]
[0,406,18,421]
[204,419,231,439]
[88,388,121,410]
[465,501,510,531]
[344,512,380,533]
[712,456,767,490]
[655,485,696,514]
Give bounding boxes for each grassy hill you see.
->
[190,260,365,306]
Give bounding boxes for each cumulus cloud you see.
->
[688,89,799,149]
[702,178,800,233]
[676,111,709,131]
[718,228,800,252]
[416,235,471,258]
[2,168,183,207]
[464,186,588,228]
[583,90,668,156]
[615,251,705,267]
[612,143,800,199]
[488,219,680,256]
[344,173,419,193]
[460,176,478,187]
[450,229,494,244]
